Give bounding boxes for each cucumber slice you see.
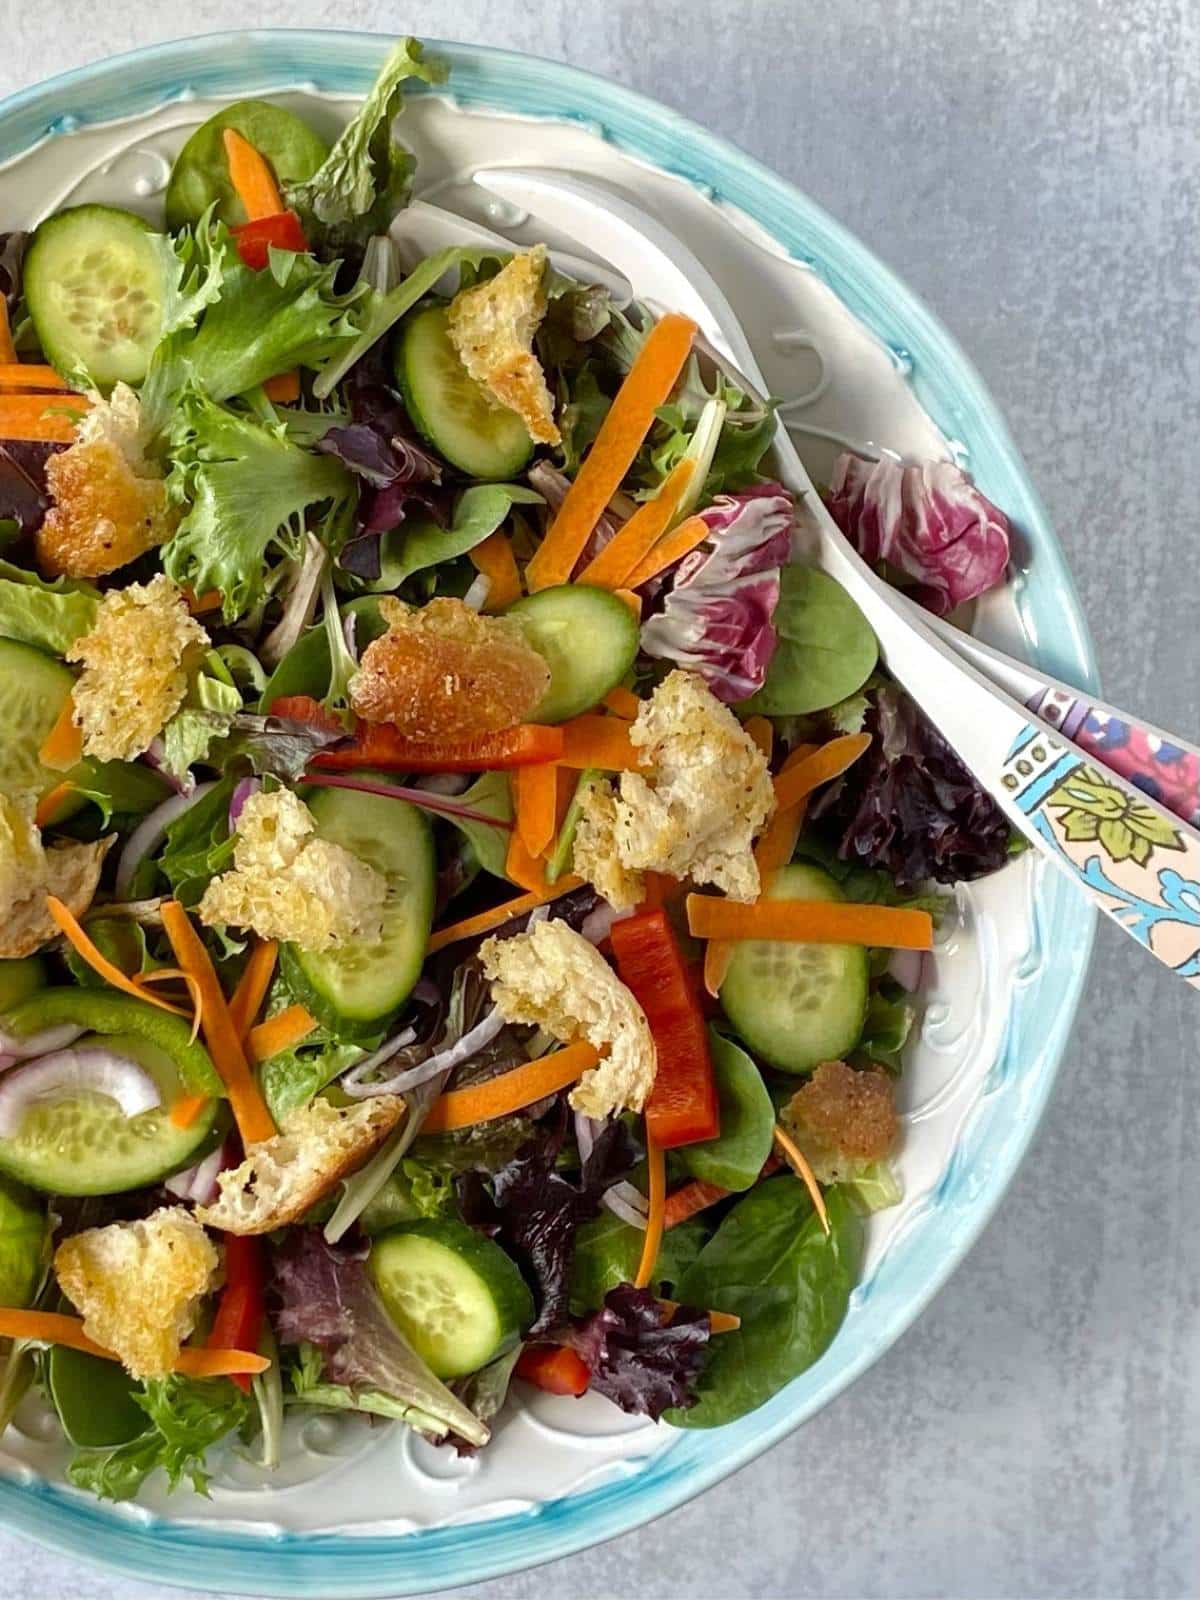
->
[0,957,45,1016]
[369,1219,534,1378]
[0,1029,221,1196]
[507,585,641,723]
[282,783,434,1040]
[165,100,329,230]
[24,206,167,388]
[395,304,533,480]
[0,639,81,806]
[720,863,869,1074]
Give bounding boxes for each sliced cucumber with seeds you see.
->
[395,303,533,480]
[0,638,82,806]
[282,782,435,1041]
[507,585,641,723]
[369,1220,534,1378]
[25,206,167,389]
[720,863,869,1074]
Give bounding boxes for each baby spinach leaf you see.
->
[570,1214,709,1316]
[667,1177,862,1428]
[741,566,877,716]
[678,1030,775,1193]
[358,484,543,592]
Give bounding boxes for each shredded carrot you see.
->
[773,1123,830,1235]
[634,1129,666,1289]
[423,1041,601,1133]
[602,686,640,720]
[624,513,710,589]
[182,587,224,616]
[0,393,89,442]
[222,127,284,220]
[160,901,276,1146]
[469,530,523,611]
[657,1299,740,1334]
[686,895,933,950]
[0,301,15,367]
[0,364,71,392]
[132,967,204,1043]
[663,1176,732,1229]
[169,1093,209,1130]
[228,939,278,1039]
[744,715,773,759]
[0,1310,268,1377]
[34,781,76,828]
[575,459,696,588]
[525,312,698,591]
[505,826,554,893]
[47,896,190,1016]
[772,732,872,813]
[245,1003,318,1066]
[262,370,300,404]
[39,695,82,772]
[427,884,580,954]
[513,761,558,859]
[558,713,642,772]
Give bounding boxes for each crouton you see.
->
[67,574,207,762]
[349,595,550,740]
[54,1206,219,1380]
[780,1060,898,1184]
[0,802,113,959]
[480,919,656,1118]
[197,788,387,952]
[446,246,561,446]
[195,1096,404,1235]
[37,384,178,579]
[572,776,645,911]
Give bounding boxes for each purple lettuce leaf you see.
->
[826,453,1010,616]
[810,682,1013,887]
[0,442,61,537]
[270,1229,489,1445]
[565,1284,710,1420]
[640,483,794,702]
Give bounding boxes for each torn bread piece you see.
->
[0,822,113,960]
[54,1207,219,1380]
[196,1097,404,1235]
[446,245,561,446]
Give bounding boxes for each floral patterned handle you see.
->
[1001,724,1200,985]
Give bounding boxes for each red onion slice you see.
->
[115,781,217,900]
[228,776,261,829]
[0,1023,86,1064]
[164,1139,230,1205]
[887,948,925,992]
[602,1180,649,1230]
[341,1006,507,1098]
[0,1048,161,1136]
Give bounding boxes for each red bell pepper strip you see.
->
[207,1235,265,1394]
[311,721,564,773]
[515,1343,590,1397]
[609,909,720,1149]
[230,209,309,271]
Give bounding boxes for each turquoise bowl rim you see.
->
[0,30,1097,1597]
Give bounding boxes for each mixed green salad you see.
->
[0,38,1019,1500]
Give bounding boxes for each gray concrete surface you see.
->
[0,2,1196,1595]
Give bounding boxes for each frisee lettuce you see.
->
[66,1375,251,1502]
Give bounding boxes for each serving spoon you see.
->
[395,177,1200,987]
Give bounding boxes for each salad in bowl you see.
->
[0,36,1021,1503]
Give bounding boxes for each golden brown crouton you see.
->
[781,1060,898,1184]
[54,1207,219,1380]
[446,246,561,446]
[349,596,550,740]
[195,1096,404,1235]
[0,832,113,960]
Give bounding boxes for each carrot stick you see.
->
[262,370,300,404]
[169,1094,209,1130]
[0,393,90,426]
[182,588,224,616]
[47,897,191,1017]
[132,968,204,1043]
[427,883,581,954]
[624,513,710,589]
[634,1129,666,1289]
[505,826,554,893]
[743,715,773,759]
[575,459,696,588]
[663,1176,733,1229]
[469,530,523,611]
[0,1310,268,1377]
[160,901,276,1146]
[772,732,872,813]
[38,695,82,772]
[513,761,558,859]
[0,302,16,367]
[228,939,278,1039]
[245,1003,317,1066]
[525,312,698,591]
[657,1299,741,1334]
[773,1123,829,1235]
[686,895,933,950]
[602,686,640,720]
[558,714,642,772]
[222,127,284,220]
[0,364,72,392]
[423,1041,601,1133]
[34,781,76,828]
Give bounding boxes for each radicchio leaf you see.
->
[810,682,1013,886]
[640,483,794,702]
[826,453,1010,616]
[565,1284,710,1420]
